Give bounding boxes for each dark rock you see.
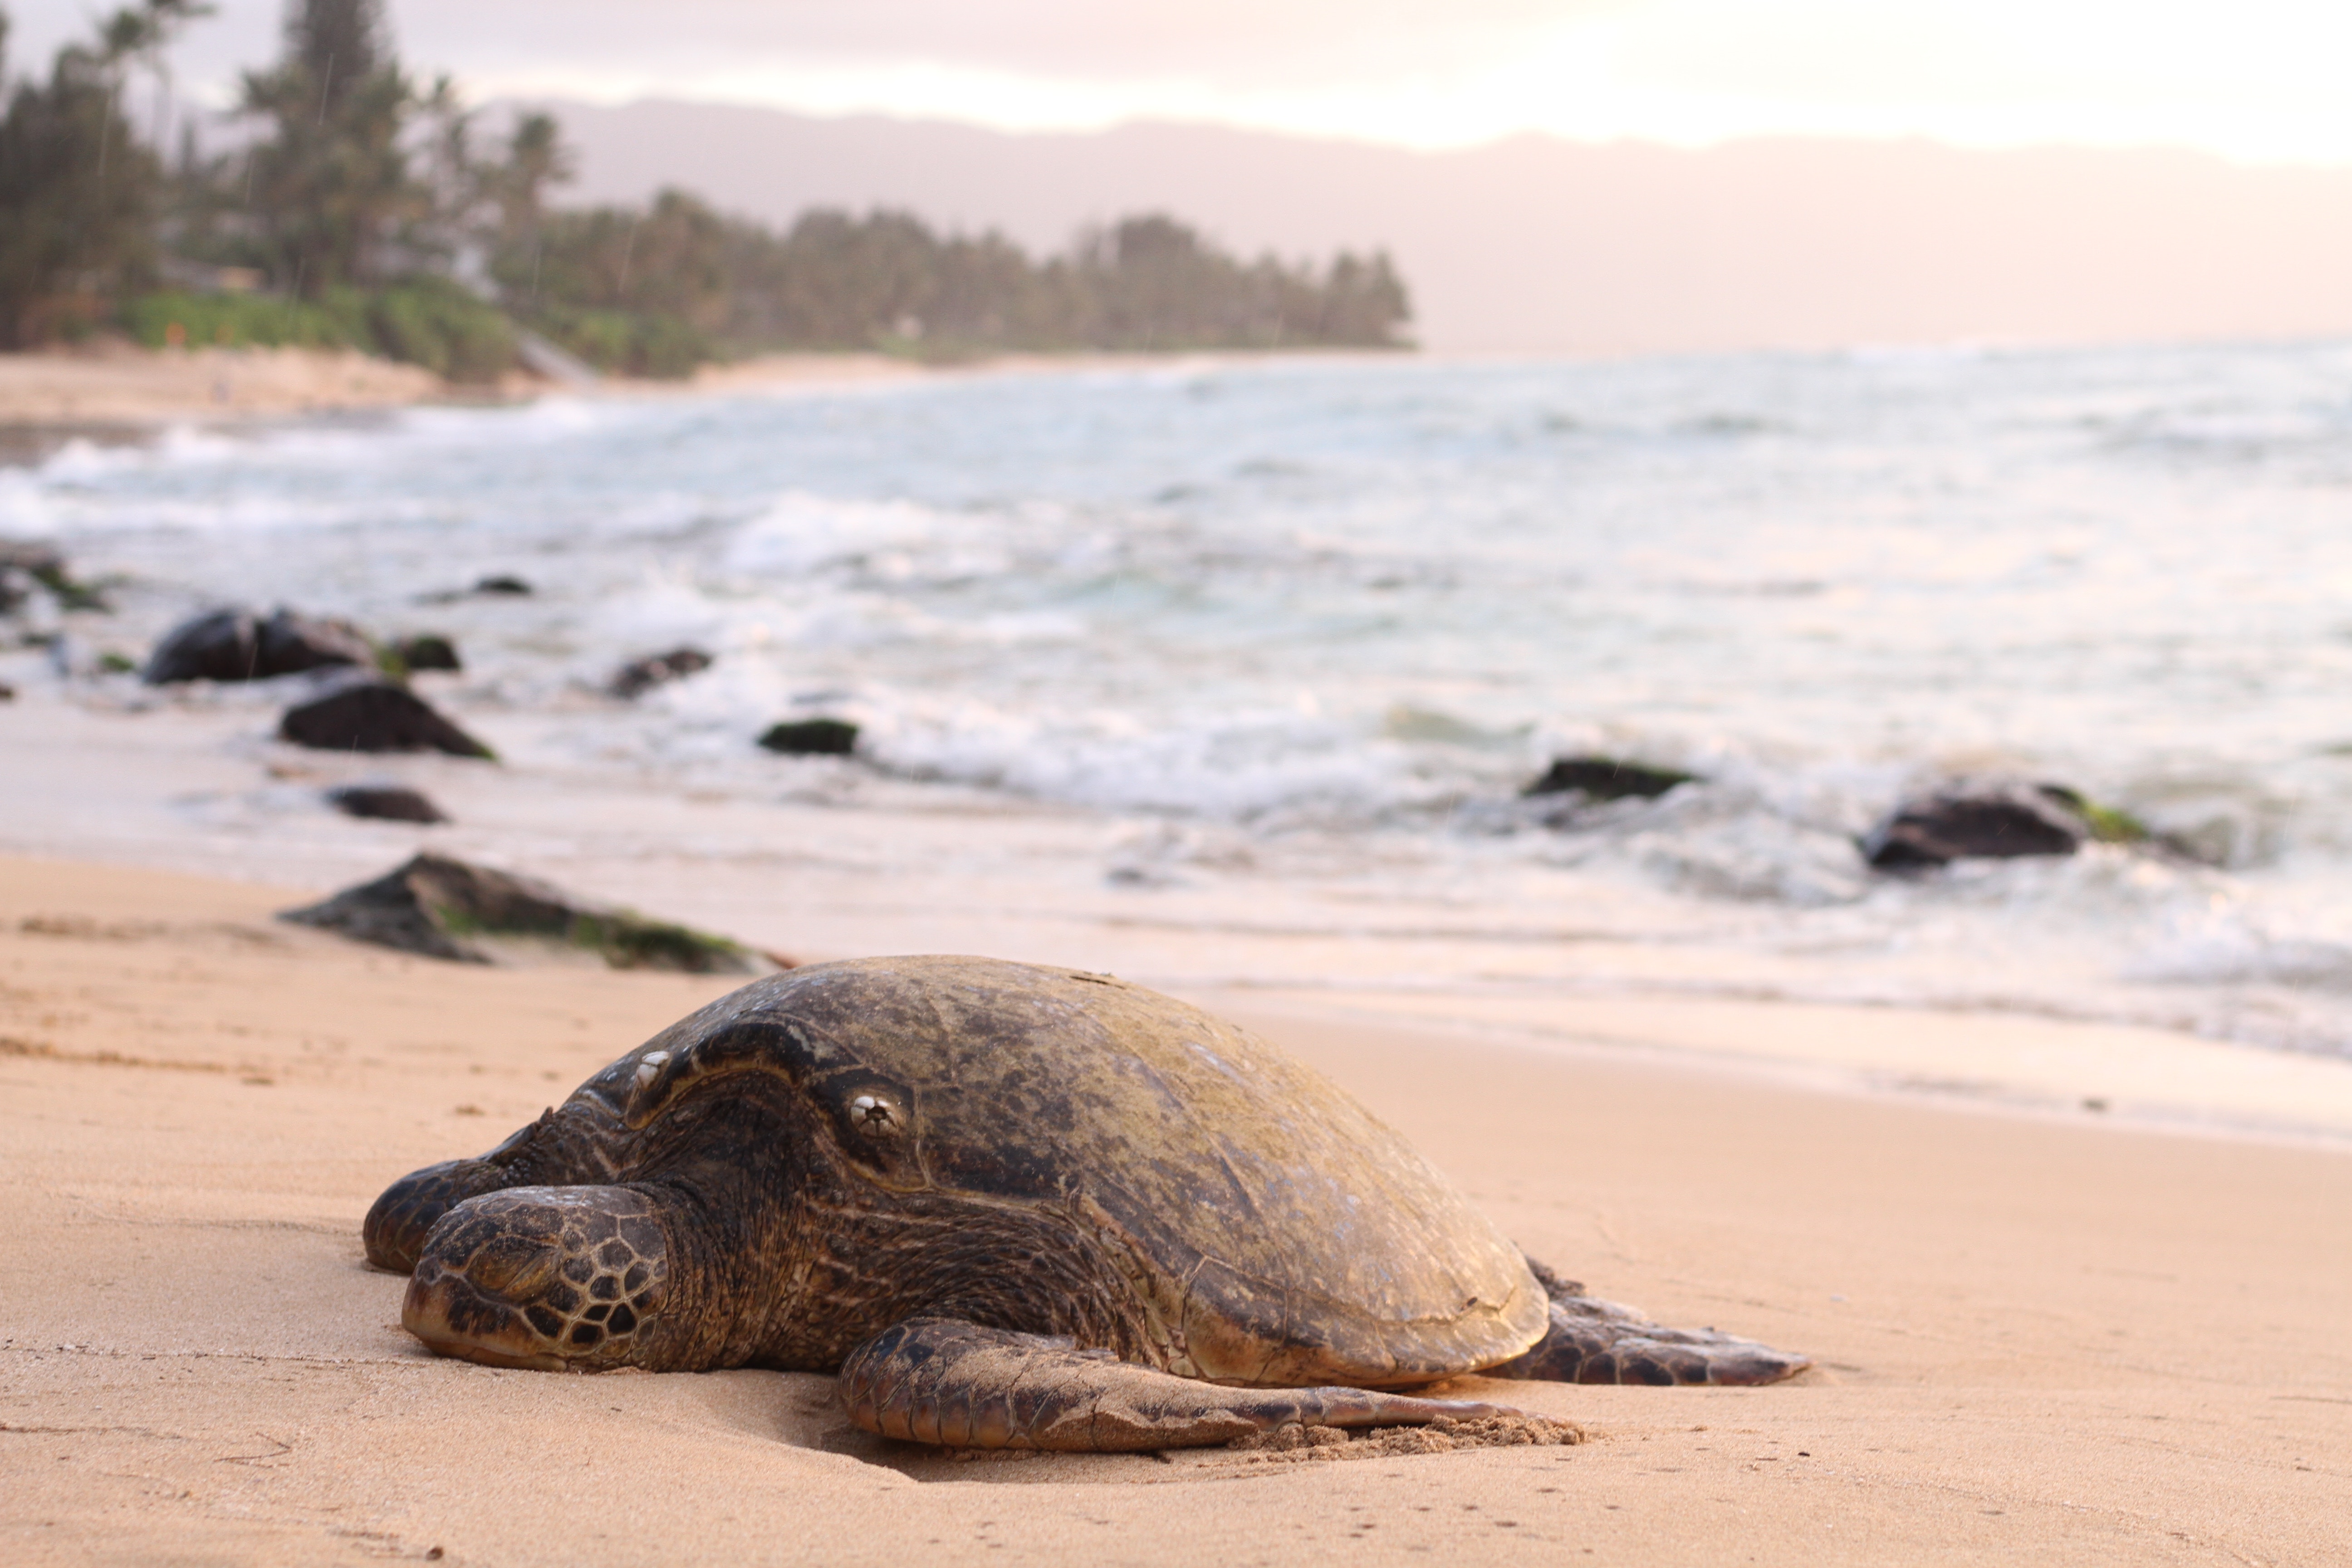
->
[1524,755,1698,801]
[143,606,376,684]
[0,682,14,702]
[393,634,461,672]
[326,785,451,824]
[279,682,495,759]
[610,646,713,699]
[257,609,377,672]
[0,545,55,615]
[278,852,776,973]
[420,576,534,605]
[758,717,859,756]
[0,540,65,580]
[142,609,259,682]
[1862,784,2089,869]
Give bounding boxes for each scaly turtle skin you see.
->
[368,957,1807,1450]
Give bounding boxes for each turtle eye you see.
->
[847,1093,903,1139]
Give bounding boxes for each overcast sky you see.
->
[7,0,2351,162]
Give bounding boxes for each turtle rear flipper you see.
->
[839,1318,1524,1452]
[1485,1292,1811,1386]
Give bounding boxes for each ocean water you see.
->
[10,341,2352,1055]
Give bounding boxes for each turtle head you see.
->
[364,1106,628,1274]
[402,1186,683,1371]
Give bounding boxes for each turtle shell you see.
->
[586,956,1548,1389]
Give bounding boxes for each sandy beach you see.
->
[0,343,1079,439]
[0,344,1392,444]
[3,853,2347,1567]
[7,344,2352,1566]
[0,346,455,428]
[12,0,2352,1554]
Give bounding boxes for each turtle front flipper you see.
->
[364,1105,628,1272]
[1485,1284,1811,1386]
[839,1318,1523,1453]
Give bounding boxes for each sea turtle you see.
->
[368,957,1808,1451]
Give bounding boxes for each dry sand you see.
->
[2,854,2347,1566]
[0,345,932,435]
[0,346,451,426]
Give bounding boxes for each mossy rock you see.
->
[1862,780,2150,871]
[2034,784,2150,844]
[1,541,109,612]
[280,853,779,975]
[370,631,461,681]
[1523,755,1697,801]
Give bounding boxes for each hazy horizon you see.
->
[505,99,2352,357]
[12,0,2352,356]
[13,0,2352,164]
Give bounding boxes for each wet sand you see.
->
[2,853,2347,1566]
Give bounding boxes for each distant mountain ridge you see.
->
[511,100,2352,355]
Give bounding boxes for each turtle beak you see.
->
[404,1256,572,1371]
[400,1186,670,1371]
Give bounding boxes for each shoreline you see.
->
[0,343,456,431]
[6,681,2352,1154]
[2,851,2346,1565]
[1209,984,2352,1153]
[0,343,1419,450]
[0,343,922,446]
[9,336,2352,1561]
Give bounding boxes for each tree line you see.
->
[0,0,1414,377]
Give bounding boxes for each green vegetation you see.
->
[0,1,207,347]
[2078,801,2151,845]
[528,304,712,380]
[1,0,1414,376]
[3,544,110,610]
[497,196,1411,373]
[121,278,513,379]
[121,288,354,349]
[2039,784,2151,845]
[352,276,514,381]
[567,911,761,975]
[229,0,417,295]
[429,894,760,973]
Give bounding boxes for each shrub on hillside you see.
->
[122,279,517,382]
[529,304,711,379]
[362,279,515,383]
[121,289,358,351]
